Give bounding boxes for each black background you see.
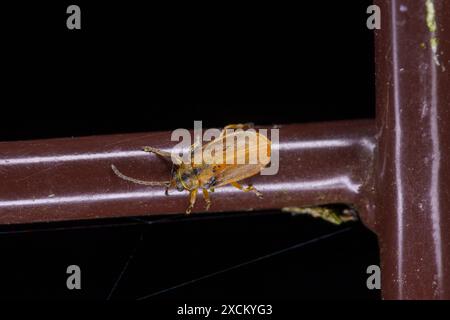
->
[0,1,380,301]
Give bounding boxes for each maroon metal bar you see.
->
[375,0,450,299]
[0,121,375,225]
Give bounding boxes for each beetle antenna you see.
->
[111,165,170,186]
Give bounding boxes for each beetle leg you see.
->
[143,146,171,158]
[166,165,175,196]
[186,188,198,214]
[165,184,170,196]
[143,146,183,165]
[230,181,263,199]
[202,188,212,211]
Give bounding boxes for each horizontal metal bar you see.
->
[0,121,375,225]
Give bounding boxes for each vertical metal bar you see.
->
[375,0,450,299]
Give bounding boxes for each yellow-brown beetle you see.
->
[112,124,271,214]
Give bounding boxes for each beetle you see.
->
[111,124,271,214]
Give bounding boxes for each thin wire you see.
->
[130,211,273,225]
[136,226,352,300]
[0,221,144,235]
[107,232,144,300]
[0,211,275,236]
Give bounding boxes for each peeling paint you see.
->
[430,37,439,52]
[426,0,437,33]
[425,0,442,67]
[282,206,358,225]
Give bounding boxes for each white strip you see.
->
[0,175,360,208]
[392,0,405,298]
[0,138,374,167]
[0,151,146,166]
[429,35,443,294]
